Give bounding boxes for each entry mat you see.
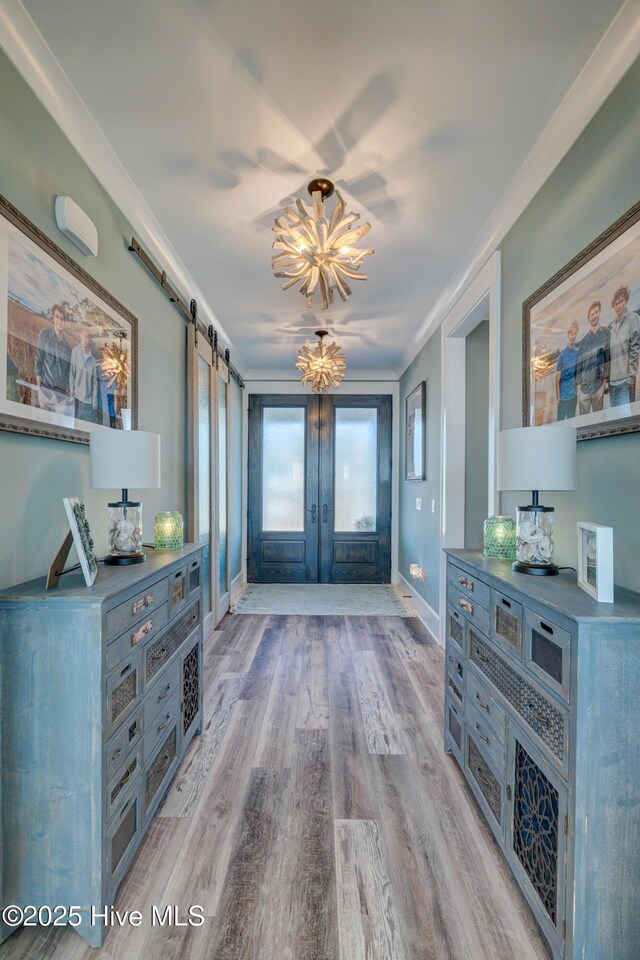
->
[231,583,414,617]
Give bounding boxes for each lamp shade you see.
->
[497,425,576,493]
[90,430,161,490]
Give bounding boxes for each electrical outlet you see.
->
[416,498,422,511]
[431,498,436,513]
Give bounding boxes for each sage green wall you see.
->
[500,56,640,590]
[0,49,187,589]
[398,327,441,611]
[465,319,489,550]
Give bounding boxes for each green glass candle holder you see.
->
[483,515,517,560]
[154,511,184,551]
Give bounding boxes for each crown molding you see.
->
[398,0,640,375]
[0,0,243,364]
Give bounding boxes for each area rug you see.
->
[231,583,414,616]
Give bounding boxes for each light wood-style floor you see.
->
[2,614,550,960]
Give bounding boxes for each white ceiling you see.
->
[19,0,625,371]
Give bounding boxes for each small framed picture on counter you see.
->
[577,521,613,602]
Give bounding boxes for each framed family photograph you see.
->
[405,380,426,480]
[63,497,98,587]
[577,521,613,603]
[0,193,138,444]
[523,199,640,440]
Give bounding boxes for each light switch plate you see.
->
[416,498,422,511]
[431,499,436,513]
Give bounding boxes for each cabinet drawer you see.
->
[106,748,141,822]
[144,658,181,729]
[446,671,465,710]
[447,583,490,636]
[466,732,503,830]
[466,700,505,775]
[106,707,143,782]
[446,640,465,689]
[187,556,202,598]
[491,589,523,659]
[468,625,569,776]
[446,604,466,654]
[107,603,168,673]
[448,562,491,609]
[106,578,168,641]
[144,600,200,687]
[466,666,506,740]
[445,694,465,766]
[524,609,571,702]
[106,649,142,740]
[144,722,179,819]
[144,690,180,762]
[107,779,143,890]
[168,567,187,616]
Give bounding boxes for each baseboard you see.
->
[395,572,441,645]
[230,570,244,603]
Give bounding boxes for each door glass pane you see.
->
[262,407,305,531]
[197,356,211,617]
[334,407,377,532]
[218,377,228,597]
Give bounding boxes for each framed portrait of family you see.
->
[405,380,426,480]
[523,199,640,440]
[0,193,138,444]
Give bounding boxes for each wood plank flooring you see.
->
[1,613,551,960]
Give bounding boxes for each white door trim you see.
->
[439,252,501,643]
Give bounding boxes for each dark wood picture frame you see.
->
[405,380,426,480]
[0,193,138,444]
[523,199,640,441]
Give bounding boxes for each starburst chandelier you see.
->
[296,330,347,393]
[272,178,374,310]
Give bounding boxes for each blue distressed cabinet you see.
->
[0,544,202,947]
[444,549,640,960]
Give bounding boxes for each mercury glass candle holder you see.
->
[154,511,184,551]
[483,515,517,560]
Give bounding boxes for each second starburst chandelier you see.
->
[271,178,374,311]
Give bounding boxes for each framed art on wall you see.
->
[577,521,613,603]
[405,380,426,480]
[523,199,640,440]
[0,193,138,444]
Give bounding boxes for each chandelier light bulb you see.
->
[272,179,374,311]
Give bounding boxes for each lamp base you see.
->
[104,553,147,566]
[512,560,559,576]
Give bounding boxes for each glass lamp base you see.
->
[512,560,559,576]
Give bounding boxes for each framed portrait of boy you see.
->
[523,200,640,441]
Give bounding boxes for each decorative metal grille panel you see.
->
[469,629,565,762]
[110,755,138,806]
[513,740,559,924]
[449,615,463,649]
[447,674,463,704]
[145,727,177,809]
[468,736,501,823]
[495,605,520,652]
[111,671,137,725]
[182,644,199,735]
[146,601,200,683]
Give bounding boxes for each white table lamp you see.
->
[497,425,576,575]
[90,429,161,564]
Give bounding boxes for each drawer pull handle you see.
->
[500,597,511,609]
[539,621,554,635]
[447,655,454,663]
[158,752,171,775]
[157,714,171,733]
[525,702,550,727]
[158,684,171,701]
[186,613,198,626]
[474,766,492,789]
[475,723,490,744]
[475,693,490,711]
[131,619,153,645]
[191,560,199,569]
[476,650,490,664]
[112,747,122,761]
[132,593,154,616]
[150,647,167,662]
[119,769,131,788]
[458,597,473,615]
[129,721,139,741]
[120,795,134,819]
[120,663,132,677]
[457,575,474,592]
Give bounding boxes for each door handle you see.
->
[310,504,317,523]
[322,503,331,523]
